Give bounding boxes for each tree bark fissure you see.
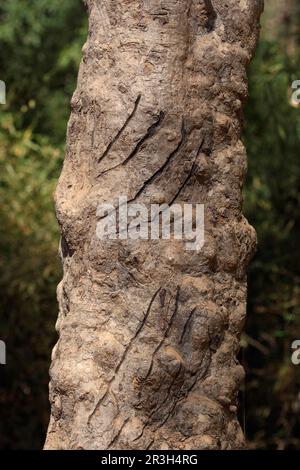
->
[87,285,162,424]
[97,94,142,164]
[45,0,263,450]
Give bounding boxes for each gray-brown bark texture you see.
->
[45,0,263,450]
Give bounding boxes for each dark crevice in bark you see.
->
[133,360,183,444]
[166,285,181,337]
[132,119,187,200]
[97,94,142,163]
[153,396,180,431]
[96,120,186,223]
[179,307,197,344]
[122,111,165,165]
[60,236,75,259]
[146,439,154,450]
[146,334,214,435]
[167,139,204,207]
[204,0,217,32]
[184,330,213,394]
[107,418,129,449]
[159,288,167,307]
[96,109,165,177]
[152,363,183,419]
[96,161,120,178]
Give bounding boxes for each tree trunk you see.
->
[45,0,263,450]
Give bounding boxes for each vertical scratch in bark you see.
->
[142,286,180,383]
[107,418,130,449]
[122,111,165,165]
[97,94,141,163]
[88,286,161,424]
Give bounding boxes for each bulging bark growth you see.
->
[45,0,263,450]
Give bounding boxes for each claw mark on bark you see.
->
[96,109,165,177]
[184,328,213,394]
[146,329,214,434]
[60,236,75,259]
[133,119,186,200]
[142,286,180,383]
[107,417,129,449]
[165,285,181,338]
[97,94,141,163]
[88,287,161,424]
[179,307,197,344]
[96,120,186,217]
[146,439,154,450]
[122,111,165,165]
[133,361,183,443]
[168,137,204,207]
[204,0,217,32]
[152,355,211,434]
[155,362,183,414]
[153,395,179,431]
[159,289,166,307]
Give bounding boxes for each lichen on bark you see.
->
[45,0,263,450]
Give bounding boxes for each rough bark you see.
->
[45,0,263,450]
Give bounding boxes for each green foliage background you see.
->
[0,0,299,449]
